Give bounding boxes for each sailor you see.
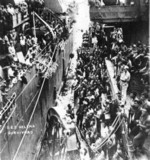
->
[92,35,98,47]
[116,0,127,5]
[120,65,131,105]
[8,41,16,57]
[129,98,142,137]
[133,103,150,150]
[82,31,89,47]
[20,33,26,56]
[80,147,90,160]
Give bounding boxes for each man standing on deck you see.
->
[133,104,150,150]
[120,65,131,105]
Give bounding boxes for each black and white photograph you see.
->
[0,0,149,159]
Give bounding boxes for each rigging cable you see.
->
[0,21,61,118]
[0,41,51,117]
[0,93,16,117]
[12,43,59,160]
[93,116,122,152]
[93,119,123,154]
[12,77,46,160]
[0,74,37,134]
[91,115,120,153]
[0,90,39,154]
[0,42,59,133]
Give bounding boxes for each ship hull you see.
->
[0,32,73,160]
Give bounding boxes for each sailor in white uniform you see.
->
[120,65,131,105]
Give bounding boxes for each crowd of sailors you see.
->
[75,22,149,159]
[40,10,69,41]
[0,0,149,159]
[0,1,28,36]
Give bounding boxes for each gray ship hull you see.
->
[0,32,73,160]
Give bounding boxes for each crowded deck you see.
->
[0,0,149,160]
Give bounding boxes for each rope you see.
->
[93,119,123,153]
[1,93,16,117]
[76,126,83,142]
[93,120,123,159]
[0,74,37,124]
[75,114,121,155]
[0,90,39,154]
[95,115,120,151]
[12,78,46,160]
[95,118,121,151]
[13,41,53,101]
[25,91,39,113]
[34,41,51,59]
[2,38,53,114]
[111,114,120,128]
[98,119,123,151]
[0,74,37,134]
[93,116,121,153]
[0,41,59,134]
[16,74,37,102]
[7,42,58,158]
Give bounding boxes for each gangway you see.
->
[104,59,133,160]
[105,59,119,101]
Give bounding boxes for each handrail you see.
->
[92,119,124,160]
[105,59,133,160]
[105,59,119,100]
[33,11,55,38]
[44,8,64,25]
[0,40,60,134]
[0,90,39,155]
[2,41,52,116]
[12,78,46,160]
[0,74,37,134]
[93,115,121,153]
[78,59,132,159]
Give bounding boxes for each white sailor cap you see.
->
[124,65,129,70]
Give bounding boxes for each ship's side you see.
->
[0,0,149,160]
[0,14,73,160]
